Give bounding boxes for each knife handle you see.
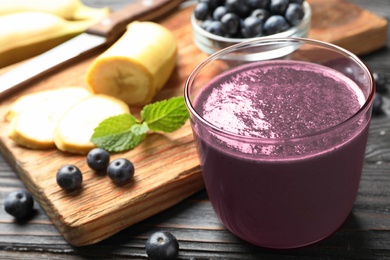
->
[86,0,184,44]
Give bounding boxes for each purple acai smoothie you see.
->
[191,60,371,248]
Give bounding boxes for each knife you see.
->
[0,0,184,100]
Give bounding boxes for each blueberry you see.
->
[221,13,241,35]
[269,0,289,15]
[200,19,213,30]
[263,15,290,35]
[241,16,263,38]
[56,164,83,190]
[145,231,179,260]
[251,8,271,23]
[245,0,270,9]
[200,0,222,11]
[205,20,225,36]
[225,0,251,18]
[87,148,110,171]
[194,2,209,20]
[212,6,227,20]
[373,72,389,94]
[107,158,134,185]
[372,93,383,115]
[4,190,34,219]
[195,0,304,38]
[285,3,304,26]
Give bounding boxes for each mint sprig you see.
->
[91,96,189,152]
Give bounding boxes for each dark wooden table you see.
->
[1,0,390,259]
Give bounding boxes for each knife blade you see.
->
[0,0,184,100]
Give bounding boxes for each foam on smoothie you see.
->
[197,60,365,139]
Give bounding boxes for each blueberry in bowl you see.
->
[191,0,311,55]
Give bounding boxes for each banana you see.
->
[0,11,103,68]
[85,21,178,107]
[8,87,92,149]
[72,2,110,21]
[0,0,110,68]
[4,87,92,122]
[0,0,110,21]
[53,94,130,154]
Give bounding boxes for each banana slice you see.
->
[8,88,92,149]
[53,94,130,154]
[85,21,177,106]
[4,87,91,122]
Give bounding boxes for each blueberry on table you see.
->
[373,72,389,93]
[263,15,290,35]
[87,148,110,171]
[56,164,83,191]
[372,92,383,115]
[107,158,134,185]
[285,3,305,26]
[145,231,179,260]
[4,190,34,219]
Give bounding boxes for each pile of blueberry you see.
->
[194,0,306,38]
[56,148,135,191]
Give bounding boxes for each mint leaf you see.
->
[91,114,146,152]
[141,96,189,133]
[90,96,190,153]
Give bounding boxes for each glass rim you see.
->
[184,37,376,143]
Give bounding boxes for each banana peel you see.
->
[0,0,110,21]
[0,0,110,68]
[72,2,110,21]
[85,21,178,107]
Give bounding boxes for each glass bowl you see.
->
[191,1,312,55]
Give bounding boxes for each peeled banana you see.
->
[85,21,178,107]
[6,88,129,154]
[53,94,130,154]
[4,87,91,122]
[0,0,110,21]
[8,87,92,149]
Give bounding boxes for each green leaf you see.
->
[141,96,189,133]
[90,114,148,152]
[90,96,190,153]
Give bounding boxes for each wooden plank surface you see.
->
[0,3,208,247]
[308,0,388,55]
[0,0,389,251]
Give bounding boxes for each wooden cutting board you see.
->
[0,0,387,247]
